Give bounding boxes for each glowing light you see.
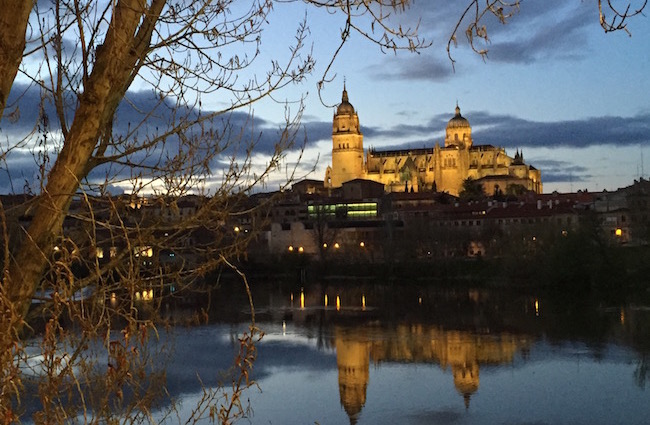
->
[135,246,153,257]
[359,241,365,248]
[535,299,540,316]
[298,246,304,253]
[234,226,240,233]
[324,294,328,306]
[620,309,625,325]
[300,290,305,309]
[334,243,340,249]
[615,228,623,237]
[336,295,341,311]
[418,297,422,305]
[96,247,104,259]
[288,245,294,252]
[135,292,141,301]
[323,243,328,249]
[362,294,366,310]
[282,321,286,335]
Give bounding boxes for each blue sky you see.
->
[1,1,649,194]
[254,0,650,193]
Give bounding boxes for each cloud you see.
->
[401,0,595,65]
[0,83,312,193]
[370,55,455,82]
[486,4,593,64]
[471,113,650,149]
[529,159,591,184]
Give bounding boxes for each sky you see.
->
[257,0,650,194]
[1,1,649,195]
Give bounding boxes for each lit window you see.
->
[135,246,153,257]
[96,247,104,259]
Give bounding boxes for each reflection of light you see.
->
[138,289,154,301]
[282,321,286,335]
[535,299,539,316]
[362,294,366,310]
[336,295,341,311]
[290,292,294,308]
[334,243,340,249]
[620,308,625,325]
[324,294,328,307]
[300,290,305,309]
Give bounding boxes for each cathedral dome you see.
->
[336,86,355,115]
[447,105,470,129]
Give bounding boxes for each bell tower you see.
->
[327,84,365,188]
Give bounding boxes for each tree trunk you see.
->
[5,0,162,322]
[0,0,32,119]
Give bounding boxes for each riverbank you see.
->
[233,245,650,292]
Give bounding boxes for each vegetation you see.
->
[0,0,645,423]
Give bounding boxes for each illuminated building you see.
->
[324,86,542,196]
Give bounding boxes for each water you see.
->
[158,281,650,424]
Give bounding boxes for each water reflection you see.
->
[333,324,531,422]
[160,281,650,424]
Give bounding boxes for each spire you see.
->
[342,79,349,103]
[455,101,461,117]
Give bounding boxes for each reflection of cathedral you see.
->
[333,324,529,421]
[334,329,370,425]
[324,86,542,196]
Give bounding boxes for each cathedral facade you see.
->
[324,86,542,196]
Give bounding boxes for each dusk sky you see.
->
[1,1,649,194]
[254,0,650,194]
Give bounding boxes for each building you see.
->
[323,86,542,196]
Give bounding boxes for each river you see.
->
[153,280,650,424]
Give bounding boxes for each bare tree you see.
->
[0,0,646,422]
[0,0,430,422]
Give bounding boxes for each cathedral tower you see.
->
[445,104,472,149]
[325,85,365,188]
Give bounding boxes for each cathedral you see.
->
[324,86,542,196]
